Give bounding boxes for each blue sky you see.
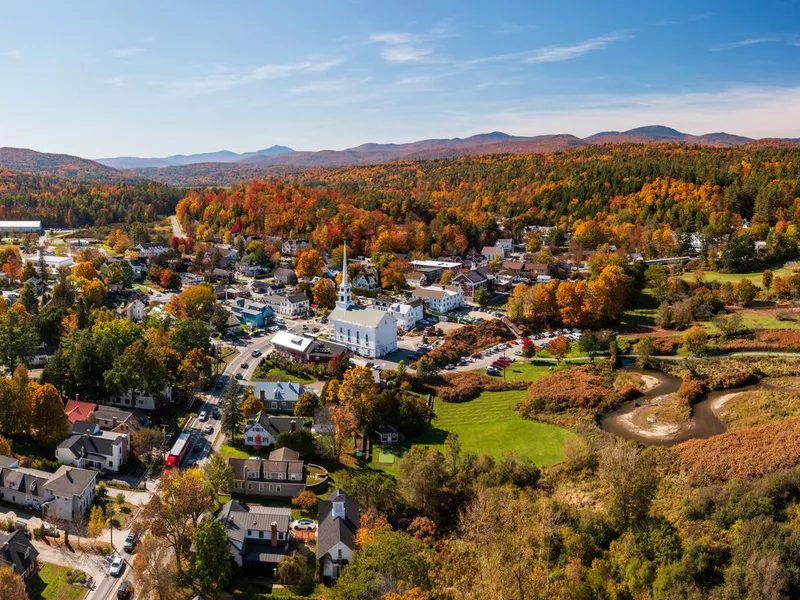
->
[1,0,799,157]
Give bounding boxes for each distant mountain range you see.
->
[0,147,127,182]
[99,126,782,172]
[2,126,800,186]
[97,145,294,169]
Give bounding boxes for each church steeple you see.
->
[336,243,352,310]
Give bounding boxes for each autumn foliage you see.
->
[519,364,620,415]
[676,417,800,480]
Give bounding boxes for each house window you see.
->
[259,530,264,539]
[271,402,278,409]
[259,484,264,491]
[356,331,359,344]
[365,334,369,344]
[276,485,281,492]
[278,532,285,540]
[247,529,252,536]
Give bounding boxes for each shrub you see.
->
[519,364,617,416]
[434,372,527,403]
[676,417,800,480]
[292,490,319,512]
[427,320,513,367]
[678,379,707,404]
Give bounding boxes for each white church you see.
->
[328,245,398,358]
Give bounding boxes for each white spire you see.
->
[336,242,352,310]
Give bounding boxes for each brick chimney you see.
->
[260,390,265,402]
[271,521,278,547]
[290,420,296,432]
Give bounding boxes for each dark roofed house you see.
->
[216,500,291,572]
[243,412,307,447]
[317,489,359,581]
[228,447,306,499]
[0,530,39,585]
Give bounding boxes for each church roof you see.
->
[329,306,392,328]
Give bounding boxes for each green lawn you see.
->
[28,563,88,600]
[255,366,315,384]
[680,265,794,285]
[377,387,577,473]
[700,312,800,334]
[219,441,273,459]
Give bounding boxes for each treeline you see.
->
[174,144,800,259]
[0,170,182,227]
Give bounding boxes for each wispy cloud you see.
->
[712,34,800,51]
[290,77,368,94]
[467,32,632,65]
[369,24,456,63]
[105,75,131,87]
[112,47,145,58]
[173,58,344,94]
[1,49,22,59]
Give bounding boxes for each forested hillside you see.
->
[0,170,182,227]
[175,144,800,258]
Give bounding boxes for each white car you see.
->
[203,424,213,435]
[198,411,208,422]
[293,518,316,531]
[109,556,124,577]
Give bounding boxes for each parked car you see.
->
[211,407,221,419]
[117,580,132,600]
[203,424,213,435]
[198,411,208,422]
[235,373,244,380]
[109,555,124,577]
[486,366,500,376]
[123,532,137,553]
[293,518,317,531]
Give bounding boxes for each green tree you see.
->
[633,337,655,369]
[294,391,319,417]
[396,446,446,518]
[762,268,774,290]
[331,530,430,600]
[220,382,242,439]
[131,427,165,464]
[210,306,232,336]
[202,453,234,498]
[598,443,660,529]
[19,283,37,314]
[415,356,439,383]
[278,552,316,595]
[276,428,316,457]
[0,306,40,370]
[188,516,232,596]
[169,318,210,354]
[474,286,491,307]
[682,325,710,356]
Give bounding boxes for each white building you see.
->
[135,242,169,258]
[328,245,397,358]
[264,293,310,317]
[56,423,128,473]
[23,253,74,270]
[125,299,146,322]
[0,221,42,235]
[411,285,464,314]
[281,239,311,256]
[374,296,424,331]
[409,259,462,273]
[317,489,359,581]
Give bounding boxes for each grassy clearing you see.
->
[620,288,659,329]
[376,387,577,474]
[680,265,793,285]
[28,563,88,600]
[717,389,800,430]
[484,361,557,382]
[218,441,272,459]
[255,366,316,384]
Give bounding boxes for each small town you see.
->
[3,2,800,599]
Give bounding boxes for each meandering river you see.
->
[598,367,785,446]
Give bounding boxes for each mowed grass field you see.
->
[680,265,794,285]
[377,364,576,472]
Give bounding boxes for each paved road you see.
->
[170,215,185,239]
